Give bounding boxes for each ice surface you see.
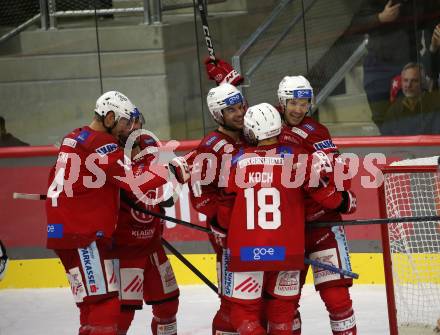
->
[0,285,389,334]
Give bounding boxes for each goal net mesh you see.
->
[383,156,440,332]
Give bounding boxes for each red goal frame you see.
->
[378,165,439,335]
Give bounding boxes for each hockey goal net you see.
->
[379,156,440,335]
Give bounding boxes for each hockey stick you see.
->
[12,192,47,200]
[120,193,359,278]
[196,0,216,62]
[309,215,440,229]
[12,191,360,278]
[14,191,440,230]
[161,238,218,293]
[304,258,358,279]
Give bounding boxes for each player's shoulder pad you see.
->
[300,116,331,136]
[300,117,337,151]
[75,128,120,156]
[198,131,234,153]
[279,125,305,144]
[60,127,89,150]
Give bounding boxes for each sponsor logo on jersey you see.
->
[131,228,155,239]
[80,248,98,293]
[313,139,336,151]
[47,223,63,238]
[274,271,300,296]
[75,130,90,143]
[291,127,308,139]
[234,276,262,293]
[68,267,87,303]
[222,250,233,297]
[205,135,218,146]
[231,148,244,166]
[303,123,315,132]
[157,321,177,335]
[332,226,352,273]
[158,258,178,294]
[96,143,118,156]
[62,138,77,148]
[123,274,143,293]
[240,246,285,261]
[293,89,312,99]
[223,93,243,106]
[238,156,284,168]
[213,139,228,152]
[277,145,293,157]
[310,248,341,285]
[78,242,106,296]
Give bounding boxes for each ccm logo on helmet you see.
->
[240,246,286,261]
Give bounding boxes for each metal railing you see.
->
[232,0,317,79]
[313,36,368,112]
[47,0,155,27]
[0,0,225,46]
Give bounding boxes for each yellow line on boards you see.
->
[0,253,388,289]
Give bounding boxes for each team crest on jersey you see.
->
[303,124,315,132]
[130,190,158,224]
[313,139,336,151]
[75,130,90,143]
[205,135,218,146]
[96,143,118,156]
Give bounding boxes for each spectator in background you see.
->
[0,116,29,147]
[382,62,440,135]
[428,23,440,86]
[350,0,440,131]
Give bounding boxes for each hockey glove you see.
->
[168,156,190,184]
[337,190,357,214]
[204,57,244,86]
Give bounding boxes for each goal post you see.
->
[379,157,440,335]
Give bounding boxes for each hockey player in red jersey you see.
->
[217,103,356,335]
[114,116,180,335]
[189,83,248,335]
[277,76,357,335]
[45,91,190,335]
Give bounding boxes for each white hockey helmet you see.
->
[95,91,139,122]
[244,103,281,143]
[206,83,244,124]
[277,75,314,110]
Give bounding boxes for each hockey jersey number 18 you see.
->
[218,143,344,272]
